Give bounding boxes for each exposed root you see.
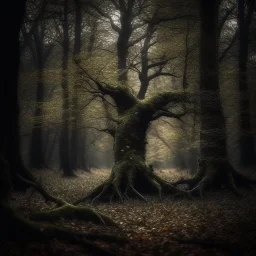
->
[115,186,124,202]
[15,169,117,227]
[172,159,206,189]
[129,184,148,202]
[74,183,106,205]
[16,174,66,206]
[0,202,122,256]
[91,184,109,204]
[30,204,117,227]
[74,155,190,204]
[174,159,256,197]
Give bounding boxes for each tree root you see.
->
[31,204,117,227]
[74,159,190,204]
[173,159,256,197]
[0,202,124,256]
[0,159,119,255]
[16,171,116,227]
[16,174,66,206]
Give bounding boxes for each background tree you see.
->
[59,0,74,176]
[28,15,55,169]
[70,0,89,171]
[174,0,256,196]
[237,0,256,166]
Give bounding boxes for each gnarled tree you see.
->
[75,0,193,204]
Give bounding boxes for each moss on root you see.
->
[74,153,190,205]
[0,202,120,255]
[31,204,117,226]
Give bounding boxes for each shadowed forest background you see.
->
[1,0,256,255]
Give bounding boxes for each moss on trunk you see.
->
[74,99,190,204]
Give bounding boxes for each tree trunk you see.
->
[0,0,42,237]
[70,0,88,171]
[29,22,46,169]
[116,3,133,82]
[237,0,255,166]
[199,0,227,161]
[78,131,87,170]
[59,0,73,176]
[173,0,256,196]
[74,92,190,204]
[0,3,116,250]
[75,105,162,203]
[0,0,35,191]
[30,67,45,169]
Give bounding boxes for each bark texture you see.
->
[174,0,256,196]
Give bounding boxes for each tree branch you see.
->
[21,0,48,53]
[148,59,169,69]
[88,3,121,33]
[218,4,236,39]
[110,0,120,10]
[148,72,178,81]
[219,30,237,62]
[152,110,187,121]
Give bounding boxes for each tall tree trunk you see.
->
[237,0,255,166]
[78,131,87,169]
[0,0,35,191]
[116,2,133,82]
[0,1,114,245]
[182,21,190,90]
[200,0,227,161]
[59,0,73,176]
[29,28,45,169]
[173,0,256,195]
[0,0,37,236]
[70,0,85,171]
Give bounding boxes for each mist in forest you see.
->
[1,0,256,255]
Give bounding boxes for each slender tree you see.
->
[59,0,74,176]
[70,0,88,171]
[29,20,54,169]
[237,0,256,166]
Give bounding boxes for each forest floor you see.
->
[1,168,256,256]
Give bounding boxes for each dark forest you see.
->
[1,0,256,255]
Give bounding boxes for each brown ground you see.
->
[1,169,256,255]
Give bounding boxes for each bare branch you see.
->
[87,3,121,32]
[21,0,48,52]
[218,4,236,38]
[148,15,195,25]
[152,110,187,121]
[148,72,178,81]
[128,32,148,47]
[110,0,120,10]
[219,30,237,62]
[148,59,169,69]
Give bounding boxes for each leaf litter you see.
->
[5,168,256,255]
